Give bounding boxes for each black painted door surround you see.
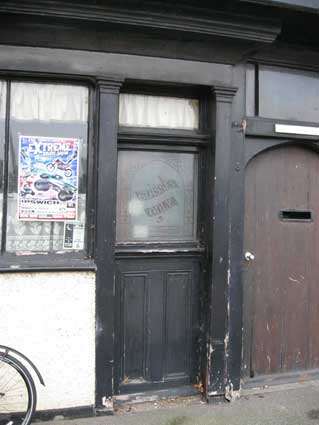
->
[94,78,240,406]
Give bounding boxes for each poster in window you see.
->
[18,135,80,221]
[63,222,85,250]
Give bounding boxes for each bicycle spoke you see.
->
[0,354,36,425]
[1,376,21,394]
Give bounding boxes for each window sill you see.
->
[0,254,96,272]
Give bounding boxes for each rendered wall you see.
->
[0,271,96,410]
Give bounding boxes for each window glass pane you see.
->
[7,82,88,253]
[259,66,319,121]
[246,64,255,116]
[116,151,198,242]
[0,81,6,246]
[119,94,199,130]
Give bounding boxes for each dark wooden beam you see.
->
[239,0,319,12]
[95,76,123,410]
[226,64,246,396]
[245,117,319,140]
[208,84,238,396]
[0,1,281,44]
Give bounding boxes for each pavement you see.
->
[35,381,319,425]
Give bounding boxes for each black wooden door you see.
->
[115,257,201,394]
[243,145,319,379]
[114,149,203,394]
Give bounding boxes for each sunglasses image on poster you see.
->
[18,135,80,222]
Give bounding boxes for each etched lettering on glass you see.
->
[116,152,197,242]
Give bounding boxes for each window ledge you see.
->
[0,255,96,272]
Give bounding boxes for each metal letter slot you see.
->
[279,210,312,222]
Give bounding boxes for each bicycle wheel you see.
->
[0,353,37,425]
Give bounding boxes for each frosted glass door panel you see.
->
[119,94,199,130]
[116,151,198,242]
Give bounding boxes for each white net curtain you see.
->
[11,83,88,121]
[119,94,199,130]
[6,194,87,252]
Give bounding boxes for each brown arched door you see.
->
[243,145,319,380]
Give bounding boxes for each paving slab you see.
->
[35,382,319,425]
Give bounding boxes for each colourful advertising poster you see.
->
[18,135,80,221]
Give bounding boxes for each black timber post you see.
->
[208,85,237,396]
[226,64,246,395]
[95,77,123,409]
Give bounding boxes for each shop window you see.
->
[0,81,89,253]
[116,150,198,242]
[246,64,319,122]
[119,94,199,129]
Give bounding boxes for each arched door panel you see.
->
[243,145,319,378]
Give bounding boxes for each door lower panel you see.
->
[115,257,201,394]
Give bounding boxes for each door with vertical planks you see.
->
[243,145,319,380]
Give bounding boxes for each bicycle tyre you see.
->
[0,353,37,425]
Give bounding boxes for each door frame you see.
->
[94,66,243,408]
[96,79,242,408]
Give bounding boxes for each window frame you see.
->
[246,62,319,121]
[245,62,319,140]
[115,84,209,256]
[0,75,96,271]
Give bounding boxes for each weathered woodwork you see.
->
[243,145,319,377]
[115,258,201,394]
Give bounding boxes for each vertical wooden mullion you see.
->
[143,274,149,381]
[95,77,123,408]
[1,80,11,254]
[163,271,168,379]
[86,85,97,258]
[186,270,192,377]
[254,64,259,117]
